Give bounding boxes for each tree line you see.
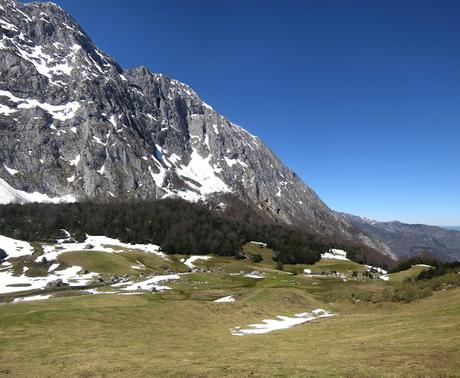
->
[0,198,391,267]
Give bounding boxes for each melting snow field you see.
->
[0,233,168,296]
[37,234,166,263]
[230,309,335,336]
[0,265,97,294]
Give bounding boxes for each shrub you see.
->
[393,284,431,303]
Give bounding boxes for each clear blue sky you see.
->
[32,0,460,225]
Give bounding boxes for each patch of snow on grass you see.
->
[244,271,265,279]
[250,241,267,247]
[0,235,34,259]
[118,292,143,295]
[0,265,96,294]
[36,235,166,263]
[119,274,180,292]
[48,263,60,272]
[86,289,117,295]
[231,309,335,336]
[13,294,52,303]
[214,295,235,303]
[364,265,388,275]
[131,261,146,270]
[321,249,349,261]
[184,255,211,269]
[413,264,433,268]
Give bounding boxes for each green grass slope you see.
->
[0,276,459,377]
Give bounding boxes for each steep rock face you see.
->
[0,0,378,245]
[342,213,460,262]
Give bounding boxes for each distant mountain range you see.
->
[443,226,460,232]
[342,213,460,262]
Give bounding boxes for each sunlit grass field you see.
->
[1,243,459,377]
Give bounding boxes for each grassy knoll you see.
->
[389,265,432,283]
[57,250,189,276]
[284,258,366,275]
[196,243,279,274]
[0,275,459,377]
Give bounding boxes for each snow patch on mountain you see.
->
[0,178,76,204]
[0,90,80,121]
[175,148,231,201]
[3,164,18,175]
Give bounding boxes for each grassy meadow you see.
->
[0,243,459,377]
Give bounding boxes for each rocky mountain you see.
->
[0,0,392,254]
[443,226,460,232]
[342,213,460,262]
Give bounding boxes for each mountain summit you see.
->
[0,0,387,251]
